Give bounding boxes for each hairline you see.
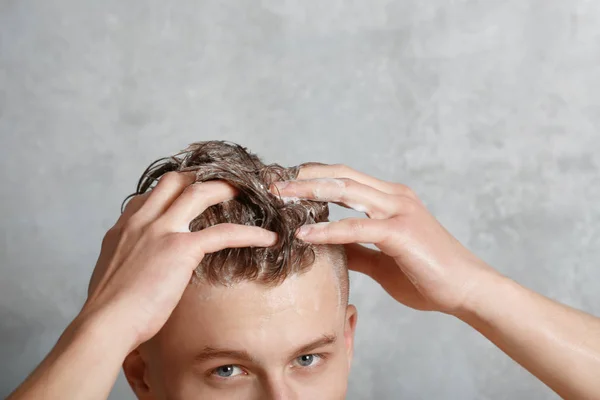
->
[190,243,349,306]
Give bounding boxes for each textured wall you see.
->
[2,1,600,399]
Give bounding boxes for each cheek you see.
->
[298,369,349,400]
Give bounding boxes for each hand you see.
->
[270,164,501,314]
[81,171,277,351]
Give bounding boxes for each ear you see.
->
[343,304,358,371]
[123,348,153,399]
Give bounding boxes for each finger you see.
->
[343,243,381,275]
[133,171,197,226]
[270,177,405,219]
[156,180,238,232]
[343,243,398,282]
[186,224,278,258]
[295,163,418,199]
[117,192,151,226]
[343,243,430,309]
[296,218,398,255]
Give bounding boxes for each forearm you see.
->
[458,272,600,399]
[8,311,131,400]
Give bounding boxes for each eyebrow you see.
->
[193,334,337,364]
[291,334,337,358]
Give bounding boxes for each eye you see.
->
[294,354,322,368]
[211,365,245,378]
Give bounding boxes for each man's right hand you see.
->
[80,171,277,352]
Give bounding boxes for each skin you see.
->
[274,164,600,399]
[7,163,600,399]
[125,260,356,399]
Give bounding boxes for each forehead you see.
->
[154,257,342,358]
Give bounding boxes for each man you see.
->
[113,141,355,399]
[8,141,600,399]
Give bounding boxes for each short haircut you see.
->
[123,140,349,304]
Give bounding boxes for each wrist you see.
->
[7,304,133,399]
[72,303,139,357]
[451,268,519,325]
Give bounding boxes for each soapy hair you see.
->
[121,140,348,297]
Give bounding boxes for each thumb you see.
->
[344,243,394,282]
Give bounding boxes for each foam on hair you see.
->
[122,140,347,295]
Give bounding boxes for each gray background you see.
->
[1,0,599,399]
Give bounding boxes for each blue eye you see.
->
[212,365,244,378]
[295,354,321,367]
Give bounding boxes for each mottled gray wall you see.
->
[2,1,599,399]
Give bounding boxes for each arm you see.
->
[8,313,131,400]
[458,273,600,399]
[8,172,277,399]
[272,162,600,399]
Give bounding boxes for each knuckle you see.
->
[331,178,356,202]
[122,199,135,213]
[399,196,419,215]
[403,186,418,199]
[393,183,418,200]
[183,181,207,197]
[296,162,329,180]
[122,215,139,232]
[348,219,365,234]
[158,171,184,187]
[332,163,351,176]
[102,225,121,246]
[301,161,328,168]
[122,216,142,232]
[123,194,144,213]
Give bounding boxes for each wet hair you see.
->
[122,140,348,301]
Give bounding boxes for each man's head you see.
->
[122,141,357,399]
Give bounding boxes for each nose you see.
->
[260,375,298,400]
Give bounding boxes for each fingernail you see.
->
[268,232,278,245]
